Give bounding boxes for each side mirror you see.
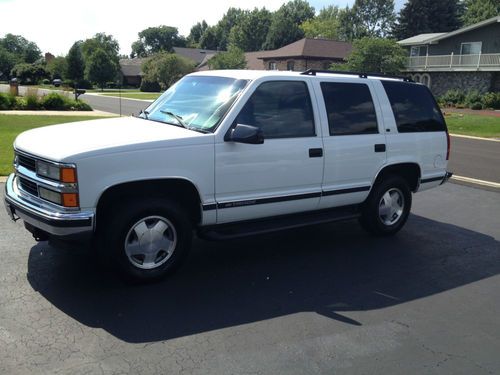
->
[225,124,264,144]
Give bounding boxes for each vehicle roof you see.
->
[190,69,410,83]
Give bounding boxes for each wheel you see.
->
[104,198,192,281]
[359,175,412,236]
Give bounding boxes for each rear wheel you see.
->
[103,198,192,282]
[360,175,411,236]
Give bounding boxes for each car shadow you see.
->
[26,214,500,343]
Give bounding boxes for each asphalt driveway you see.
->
[1,182,499,374]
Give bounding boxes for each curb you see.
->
[0,176,7,183]
[450,134,500,142]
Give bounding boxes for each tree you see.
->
[85,48,118,90]
[263,0,315,50]
[142,53,194,89]
[337,37,407,74]
[187,21,208,47]
[10,63,49,84]
[199,26,220,50]
[462,0,500,26]
[131,26,186,57]
[228,8,272,51]
[352,0,396,38]
[0,34,41,63]
[66,42,85,82]
[81,33,120,66]
[207,46,246,69]
[0,46,18,79]
[300,6,341,40]
[393,0,464,40]
[46,56,67,80]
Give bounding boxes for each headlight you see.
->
[39,187,79,208]
[36,161,77,183]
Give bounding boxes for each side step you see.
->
[198,205,361,240]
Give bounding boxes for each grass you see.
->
[99,92,161,100]
[445,113,500,138]
[0,115,109,175]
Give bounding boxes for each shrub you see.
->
[42,78,50,85]
[140,79,161,92]
[464,90,482,108]
[0,93,15,109]
[41,92,71,110]
[470,102,483,110]
[14,97,27,110]
[25,94,40,109]
[482,92,500,109]
[440,89,465,106]
[71,100,92,111]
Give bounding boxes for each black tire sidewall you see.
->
[105,198,192,281]
[361,175,412,236]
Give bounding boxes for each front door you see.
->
[215,79,324,223]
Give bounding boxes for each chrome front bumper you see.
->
[4,174,94,238]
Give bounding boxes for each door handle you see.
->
[309,148,323,158]
[374,144,386,153]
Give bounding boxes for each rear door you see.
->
[312,79,387,209]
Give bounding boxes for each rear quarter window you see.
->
[382,81,446,132]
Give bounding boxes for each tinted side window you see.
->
[320,82,378,136]
[236,81,315,138]
[382,81,446,132]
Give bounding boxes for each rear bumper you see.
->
[4,173,94,239]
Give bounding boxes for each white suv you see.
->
[4,69,452,281]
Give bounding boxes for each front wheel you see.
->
[359,175,412,236]
[104,198,192,282]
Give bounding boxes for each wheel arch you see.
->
[372,162,422,193]
[95,178,204,229]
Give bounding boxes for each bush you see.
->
[42,78,50,85]
[440,89,466,106]
[470,102,483,110]
[40,92,71,110]
[25,94,40,109]
[482,92,500,109]
[0,93,16,109]
[71,100,92,111]
[140,79,161,92]
[464,90,483,108]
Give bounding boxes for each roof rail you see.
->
[300,69,414,82]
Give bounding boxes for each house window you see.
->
[268,62,277,70]
[287,61,295,71]
[461,42,482,55]
[410,46,426,57]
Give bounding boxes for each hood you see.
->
[14,116,209,161]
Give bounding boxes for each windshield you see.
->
[143,76,248,132]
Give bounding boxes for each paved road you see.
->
[449,136,500,183]
[1,182,499,374]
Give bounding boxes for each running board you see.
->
[198,205,361,240]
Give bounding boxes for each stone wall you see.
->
[416,72,496,96]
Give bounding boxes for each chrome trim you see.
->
[15,165,78,193]
[4,174,94,237]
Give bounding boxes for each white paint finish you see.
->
[14,116,204,162]
[215,138,323,223]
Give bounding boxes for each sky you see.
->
[0,0,406,57]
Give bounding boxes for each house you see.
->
[398,16,500,96]
[120,47,218,86]
[197,38,352,71]
[251,38,352,71]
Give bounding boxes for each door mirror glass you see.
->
[225,124,264,144]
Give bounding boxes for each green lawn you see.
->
[99,92,160,100]
[0,115,109,175]
[445,113,500,138]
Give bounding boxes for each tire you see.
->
[359,175,412,236]
[103,198,192,282]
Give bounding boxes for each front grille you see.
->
[17,153,36,172]
[18,177,39,197]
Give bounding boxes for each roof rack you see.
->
[300,69,414,82]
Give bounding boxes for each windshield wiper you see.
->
[160,110,188,129]
[138,109,149,119]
